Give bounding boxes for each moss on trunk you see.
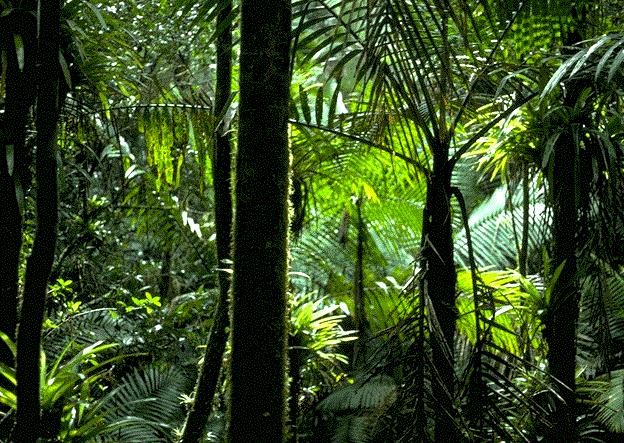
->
[227,0,292,441]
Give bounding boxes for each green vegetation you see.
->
[2,0,624,441]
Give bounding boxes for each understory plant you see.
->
[0,332,190,442]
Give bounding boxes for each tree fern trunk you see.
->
[180,2,234,441]
[14,1,61,440]
[227,0,291,441]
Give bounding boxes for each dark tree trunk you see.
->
[420,151,458,442]
[519,163,530,277]
[227,0,291,440]
[352,196,369,367]
[180,2,234,441]
[14,1,61,440]
[543,9,586,440]
[158,245,173,299]
[0,7,37,370]
[423,6,459,438]
[544,110,579,443]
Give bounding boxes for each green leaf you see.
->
[0,361,16,386]
[58,51,72,89]
[608,48,624,83]
[299,85,311,124]
[0,331,16,359]
[569,35,609,79]
[544,260,567,305]
[595,40,624,81]
[0,385,16,409]
[541,132,561,169]
[13,34,24,71]
[541,56,576,99]
[6,144,14,176]
[84,1,107,29]
[315,86,324,125]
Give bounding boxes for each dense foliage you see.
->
[2,0,624,441]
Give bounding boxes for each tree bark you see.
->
[352,196,369,367]
[420,151,458,442]
[227,0,291,440]
[159,244,173,299]
[14,0,61,440]
[0,7,37,371]
[180,2,233,441]
[519,163,530,277]
[544,8,586,439]
[544,108,579,443]
[425,6,459,437]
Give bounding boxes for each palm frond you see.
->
[97,365,190,442]
[44,309,137,358]
[455,182,548,271]
[318,375,397,443]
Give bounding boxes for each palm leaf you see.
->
[96,365,189,442]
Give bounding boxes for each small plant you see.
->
[130,291,162,314]
[0,331,189,441]
[290,290,358,380]
[0,332,121,440]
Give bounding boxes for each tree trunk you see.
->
[0,7,37,371]
[158,244,173,299]
[420,152,458,442]
[519,163,530,277]
[425,7,459,437]
[180,2,234,441]
[352,196,369,367]
[14,1,61,440]
[227,0,291,441]
[544,8,586,439]
[545,113,579,443]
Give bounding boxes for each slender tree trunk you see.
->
[159,244,173,299]
[420,152,458,442]
[544,9,586,439]
[519,163,530,277]
[14,1,61,441]
[352,196,369,367]
[545,113,579,443]
[180,2,234,441]
[0,9,37,371]
[518,163,533,367]
[227,0,291,441]
[426,7,459,437]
